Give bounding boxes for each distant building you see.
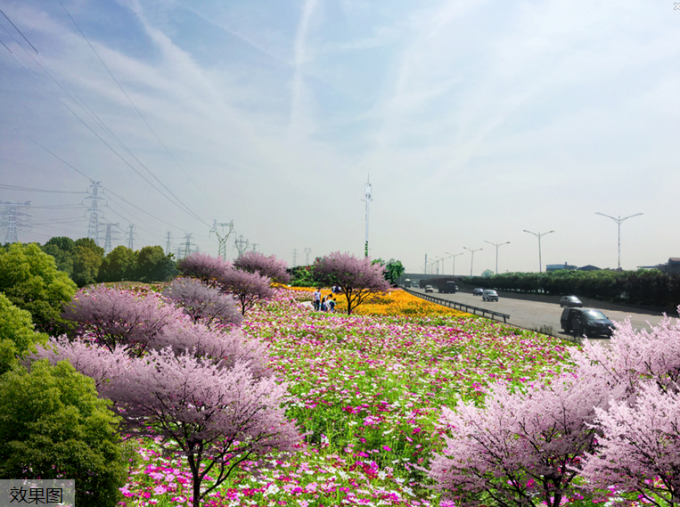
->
[578,265,601,271]
[667,258,680,274]
[546,262,577,272]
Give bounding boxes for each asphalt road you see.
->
[410,288,676,341]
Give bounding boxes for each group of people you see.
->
[312,288,337,312]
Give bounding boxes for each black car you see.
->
[560,295,583,308]
[560,307,614,337]
[472,288,484,296]
[440,281,458,294]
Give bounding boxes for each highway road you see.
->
[409,287,676,342]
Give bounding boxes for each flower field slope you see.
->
[121,287,575,507]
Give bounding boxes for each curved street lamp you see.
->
[595,212,643,270]
[463,247,483,276]
[523,230,554,273]
[445,251,465,275]
[484,241,510,274]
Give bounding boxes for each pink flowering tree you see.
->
[62,285,184,356]
[178,252,231,287]
[580,381,680,506]
[163,278,242,327]
[217,268,274,315]
[314,251,390,315]
[103,348,301,507]
[428,373,615,507]
[233,251,291,284]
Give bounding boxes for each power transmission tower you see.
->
[0,201,32,244]
[176,246,184,260]
[210,220,234,260]
[293,249,297,267]
[251,243,258,252]
[183,233,193,258]
[363,176,372,257]
[164,231,172,255]
[234,235,249,257]
[103,222,120,254]
[304,247,312,265]
[83,181,106,246]
[125,224,136,250]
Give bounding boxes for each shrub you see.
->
[217,268,274,315]
[233,251,291,284]
[163,278,242,326]
[0,360,127,507]
[0,293,48,375]
[178,252,231,287]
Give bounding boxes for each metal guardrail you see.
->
[405,288,511,323]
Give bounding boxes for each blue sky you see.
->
[1,0,678,274]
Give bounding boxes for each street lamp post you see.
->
[595,212,643,270]
[445,252,465,275]
[484,241,510,274]
[463,247,483,276]
[523,230,554,273]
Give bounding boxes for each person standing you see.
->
[312,288,321,311]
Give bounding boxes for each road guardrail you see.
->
[405,288,511,323]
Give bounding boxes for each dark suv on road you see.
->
[560,308,614,338]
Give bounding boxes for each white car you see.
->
[482,290,499,302]
[424,285,434,293]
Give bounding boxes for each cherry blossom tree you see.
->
[163,278,242,326]
[217,268,274,315]
[62,286,184,356]
[314,251,390,315]
[233,251,291,284]
[429,373,615,507]
[103,348,301,507]
[178,252,231,287]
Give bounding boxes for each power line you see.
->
[56,0,228,220]
[0,12,210,227]
[0,183,86,194]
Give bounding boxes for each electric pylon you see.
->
[0,201,32,244]
[234,235,249,257]
[251,243,258,252]
[164,232,173,255]
[304,247,311,265]
[125,224,136,250]
[176,246,184,260]
[102,222,120,254]
[183,233,193,258]
[83,181,107,246]
[363,176,372,257]
[293,249,297,267]
[210,220,234,260]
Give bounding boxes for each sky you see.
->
[0,0,678,275]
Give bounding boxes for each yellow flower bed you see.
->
[333,288,471,318]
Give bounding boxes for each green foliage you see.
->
[463,269,680,307]
[136,245,177,282]
[384,259,405,286]
[72,245,103,287]
[0,243,77,334]
[0,360,127,507]
[98,245,138,283]
[0,294,48,375]
[41,244,74,276]
[45,236,75,253]
[74,237,105,257]
[288,265,322,287]
[482,269,494,278]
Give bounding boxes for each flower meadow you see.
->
[118,287,575,507]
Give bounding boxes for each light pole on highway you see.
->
[484,241,510,274]
[445,251,464,275]
[595,212,643,270]
[463,247,483,276]
[523,230,554,273]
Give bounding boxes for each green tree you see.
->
[98,245,138,283]
[0,243,77,333]
[41,244,74,276]
[136,245,177,282]
[74,237,105,257]
[0,360,127,507]
[45,236,75,253]
[0,293,48,375]
[384,259,405,286]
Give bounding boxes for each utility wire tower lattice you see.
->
[83,181,107,246]
[523,230,554,273]
[183,233,194,259]
[463,247,483,276]
[0,201,32,244]
[363,176,372,257]
[445,251,464,276]
[304,248,312,265]
[251,243,258,252]
[210,220,234,261]
[484,240,510,275]
[165,232,172,255]
[125,224,136,250]
[595,212,643,270]
[103,222,120,254]
[234,235,249,258]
